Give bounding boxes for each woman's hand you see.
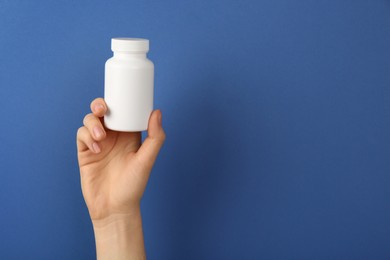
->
[76,97,165,259]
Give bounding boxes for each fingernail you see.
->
[93,126,104,139]
[94,104,104,112]
[158,111,162,126]
[92,142,101,153]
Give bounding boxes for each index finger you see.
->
[90,97,107,117]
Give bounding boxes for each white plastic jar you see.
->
[104,38,154,132]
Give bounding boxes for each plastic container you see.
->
[104,38,154,132]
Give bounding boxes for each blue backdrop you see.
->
[0,0,389,259]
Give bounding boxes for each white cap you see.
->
[111,38,149,53]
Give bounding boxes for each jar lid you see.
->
[111,38,149,52]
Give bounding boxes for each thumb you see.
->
[136,109,166,171]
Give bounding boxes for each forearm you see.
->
[92,210,146,260]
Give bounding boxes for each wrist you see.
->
[92,205,142,229]
[92,210,146,260]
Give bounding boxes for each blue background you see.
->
[0,0,389,259]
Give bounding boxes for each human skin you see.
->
[76,97,166,260]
